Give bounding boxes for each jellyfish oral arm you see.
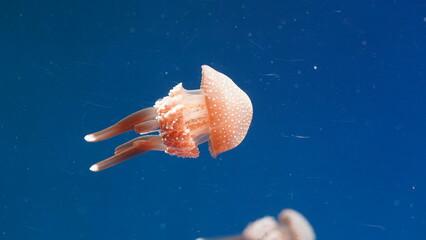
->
[134,119,160,135]
[89,135,166,172]
[153,84,212,157]
[84,87,212,171]
[84,107,158,142]
[84,107,162,172]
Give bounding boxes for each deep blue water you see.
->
[1,1,425,239]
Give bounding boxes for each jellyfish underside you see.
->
[85,88,211,172]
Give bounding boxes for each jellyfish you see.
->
[84,65,253,172]
[196,209,315,240]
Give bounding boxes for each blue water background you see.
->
[1,1,425,239]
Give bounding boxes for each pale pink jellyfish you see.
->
[84,65,253,172]
[196,209,315,240]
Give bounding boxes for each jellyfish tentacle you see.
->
[89,135,165,172]
[84,107,158,142]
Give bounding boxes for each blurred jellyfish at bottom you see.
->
[196,209,315,240]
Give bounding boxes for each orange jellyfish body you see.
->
[84,65,253,172]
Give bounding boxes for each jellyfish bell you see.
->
[197,209,315,240]
[278,209,316,240]
[84,65,253,172]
